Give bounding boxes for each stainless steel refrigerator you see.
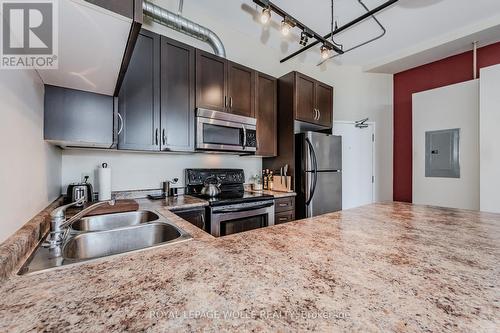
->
[295,132,342,218]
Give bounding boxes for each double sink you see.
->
[19,210,191,275]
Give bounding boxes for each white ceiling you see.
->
[169,0,500,73]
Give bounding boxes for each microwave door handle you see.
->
[242,125,247,149]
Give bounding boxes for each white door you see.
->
[333,121,374,209]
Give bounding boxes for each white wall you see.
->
[412,80,480,210]
[0,70,62,243]
[62,0,394,201]
[61,150,262,191]
[479,64,500,213]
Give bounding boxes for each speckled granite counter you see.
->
[245,189,296,198]
[0,202,499,332]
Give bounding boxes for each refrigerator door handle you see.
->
[305,137,318,206]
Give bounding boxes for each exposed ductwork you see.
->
[142,0,226,58]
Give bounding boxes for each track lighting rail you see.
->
[277,0,400,63]
[253,0,344,55]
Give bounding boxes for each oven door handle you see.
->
[212,202,274,214]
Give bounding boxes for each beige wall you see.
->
[0,70,62,243]
[63,0,393,202]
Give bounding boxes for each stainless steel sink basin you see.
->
[18,210,192,275]
[63,222,185,260]
[70,210,160,232]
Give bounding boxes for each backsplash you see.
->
[61,149,262,194]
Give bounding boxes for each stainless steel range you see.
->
[185,169,275,237]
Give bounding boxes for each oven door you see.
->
[209,201,275,237]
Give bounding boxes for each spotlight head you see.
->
[299,31,309,46]
[260,7,271,24]
[320,45,332,60]
[281,19,291,36]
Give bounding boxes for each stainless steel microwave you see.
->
[196,108,257,153]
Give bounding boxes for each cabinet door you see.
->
[160,37,195,152]
[228,62,255,117]
[315,82,333,127]
[195,50,227,112]
[118,30,160,151]
[174,208,206,230]
[295,73,316,124]
[44,85,114,148]
[255,72,277,157]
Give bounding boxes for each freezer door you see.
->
[306,171,342,217]
[306,132,342,171]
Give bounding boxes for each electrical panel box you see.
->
[425,128,460,178]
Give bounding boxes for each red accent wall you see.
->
[393,42,500,202]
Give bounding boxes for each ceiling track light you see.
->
[260,6,271,24]
[320,44,332,60]
[280,18,294,36]
[299,30,312,46]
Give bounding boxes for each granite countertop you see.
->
[0,202,499,332]
[245,189,296,198]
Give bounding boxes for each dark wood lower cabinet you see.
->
[275,210,295,224]
[274,197,295,224]
[173,207,206,230]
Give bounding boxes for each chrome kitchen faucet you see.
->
[44,198,116,249]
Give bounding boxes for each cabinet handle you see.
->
[278,203,288,207]
[279,217,288,221]
[229,97,233,108]
[162,129,166,145]
[201,213,205,230]
[313,109,318,120]
[317,109,321,120]
[155,128,159,146]
[117,113,124,135]
[224,96,227,108]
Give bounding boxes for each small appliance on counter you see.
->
[147,178,180,200]
[66,176,93,206]
[185,169,275,237]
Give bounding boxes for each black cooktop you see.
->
[191,191,274,206]
[185,168,273,206]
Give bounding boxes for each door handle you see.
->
[305,137,318,206]
[155,128,159,146]
[162,129,166,146]
[117,113,124,135]
[242,125,247,148]
[317,109,321,120]
[229,97,233,108]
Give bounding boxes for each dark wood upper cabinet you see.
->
[195,50,227,112]
[295,73,316,124]
[160,37,195,152]
[256,72,277,157]
[228,62,255,117]
[315,82,333,128]
[195,51,257,117]
[290,71,333,128]
[118,29,160,151]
